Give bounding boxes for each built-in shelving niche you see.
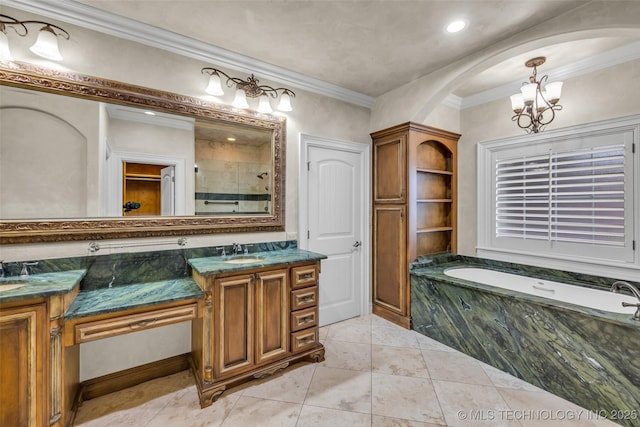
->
[415,140,454,255]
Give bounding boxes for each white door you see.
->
[161,165,175,216]
[306,145,366,326]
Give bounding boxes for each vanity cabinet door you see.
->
[254,270,289,365]
[0,303,47,427]
[213,274,254,379]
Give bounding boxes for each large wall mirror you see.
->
[0,62,286,243]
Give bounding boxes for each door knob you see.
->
[353,241,362,248]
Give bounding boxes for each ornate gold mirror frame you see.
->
[0,62,286,244]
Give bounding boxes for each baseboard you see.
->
[372,304,411,329]
[80,353,191,401]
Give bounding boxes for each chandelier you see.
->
[0,14,70,61]
[201,67,295,113]
[510,57,563,134]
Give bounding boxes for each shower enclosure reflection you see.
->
[193,119,272,215]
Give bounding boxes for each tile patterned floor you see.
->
[73,315,619,426]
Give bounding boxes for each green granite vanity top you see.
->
[0,270,86,304]
[188,248,327,276]
[64,277,203,320]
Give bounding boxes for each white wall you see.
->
[0,87,100,218]
[0,5,372,261]
[0,6,371,380]
[457,58,640,256]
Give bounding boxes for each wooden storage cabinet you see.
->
[371,122,459,328]
[373,134,406,203]
[192,262,324,407]
[212,270,289,379]
[372,205,408,324]
[0,303,47,427]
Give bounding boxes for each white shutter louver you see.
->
[496,144,625,246]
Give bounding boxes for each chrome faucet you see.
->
[232,243,243,255]
[21,262,39,277]
[610,281,640,321]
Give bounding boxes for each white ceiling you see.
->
[21,1,640,102]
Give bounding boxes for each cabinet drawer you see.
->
[291,286,318,311]
[290,307,318,332]
[291,327,319,353]
[291,265,317,289]
[75,304,197,343]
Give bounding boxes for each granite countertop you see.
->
[188,248,327,276]
[64,277,203,320]
[0,270,87,304]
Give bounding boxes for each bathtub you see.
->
[444,267,638,315]
[410,257,640,426]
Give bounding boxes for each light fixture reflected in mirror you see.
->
[0,14,70,62]
[201,67,295,112]
[510,56,563,134]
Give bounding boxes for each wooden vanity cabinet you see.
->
[371,122,460,329]
[191,262,324,407]
[0,287,77,427]
[213,270,289,379]
[0,302,47,427]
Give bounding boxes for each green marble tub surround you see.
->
[410,257,640,426]
[64,277,203,320]
[0,269,87,303]
[188,248,327,276]
[414,253,639,291]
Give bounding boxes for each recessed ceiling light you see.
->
[446,20,467,33]
[227,137,236,141]
[144,111,156,115]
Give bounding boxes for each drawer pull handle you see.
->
[129,318,157,328]
[298,336,315,345]
[298,295,315,303]
[299,315,315,324]
[299,273,314,280]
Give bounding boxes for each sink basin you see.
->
[223,256,263,264]
[0,281,28,292]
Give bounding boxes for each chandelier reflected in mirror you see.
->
[510,57,563,134]
[201,67,295,113]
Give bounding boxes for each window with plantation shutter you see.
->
[495,144,626,246]
[477,115,639,276]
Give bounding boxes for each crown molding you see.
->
[3,0,375,108]
[441,94,462,109]
[458,40,640,110]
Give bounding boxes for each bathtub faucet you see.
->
[610,281,640,321]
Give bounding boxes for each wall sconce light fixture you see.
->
[510,57,563,134]
[201,67,295,113]
[0,14,70,62]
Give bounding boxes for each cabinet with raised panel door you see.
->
[371,122,459,329]
[0,303,47,427]
[191,261,324,407]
